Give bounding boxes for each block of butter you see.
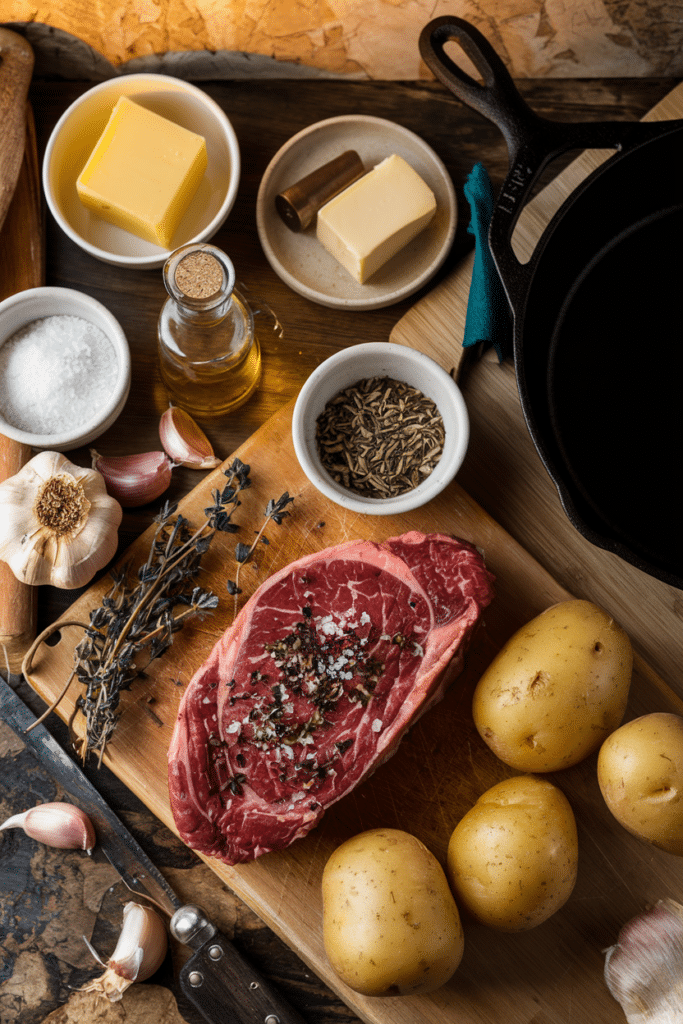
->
[76,96,207,248]
[316,154,436,283]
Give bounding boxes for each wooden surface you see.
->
[1,73,682,1024]
[0,27,33,232]
[0,95,42,668]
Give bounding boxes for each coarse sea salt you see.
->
[0,314,119,435]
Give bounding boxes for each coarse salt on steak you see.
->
[168,531,494,864]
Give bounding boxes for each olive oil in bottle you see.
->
[157,244,261,417]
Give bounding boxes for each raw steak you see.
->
[168,531,494,864]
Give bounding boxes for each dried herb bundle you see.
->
[23,459,256,766]
[316,376,445,498]
[73,459,255,764]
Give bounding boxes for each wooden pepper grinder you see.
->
[0,28,43,673]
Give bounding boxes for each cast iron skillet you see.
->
[420,17,683,590]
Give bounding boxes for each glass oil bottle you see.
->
[157,243,261,417]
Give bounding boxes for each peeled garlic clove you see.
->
[604,898,683,1022]
[0,801,96,853]
[91,449,172,508]
[81,901,168,1002]
[159,405,221,469]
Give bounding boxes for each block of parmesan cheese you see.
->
[76,96,207,248]
[316,154,436,283]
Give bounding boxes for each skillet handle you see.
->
[418,17,646,167]
[418,16,545,157]
[418,17,580,306]
[419,16,679,308]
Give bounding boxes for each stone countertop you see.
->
[2,0,682,79]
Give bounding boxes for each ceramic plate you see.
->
[256,115,457,310]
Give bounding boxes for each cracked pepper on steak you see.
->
[168,531,494,864]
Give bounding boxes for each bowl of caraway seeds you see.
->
[0,287,131,451]
[292,342,469,514]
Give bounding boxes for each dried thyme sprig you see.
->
[68,458,252,765]
[227,491,294,615]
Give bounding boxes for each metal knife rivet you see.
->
[208,944,223,960]
[249,981,259,990]
[264,1016,281,1024]
[188,971,204,988]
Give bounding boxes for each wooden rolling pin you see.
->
[0,28,43,672]
[0,28,34,233]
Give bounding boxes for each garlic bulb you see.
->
[0,451,122,589]
[0,801,96,853]
[159,404,221,469]
[81,901,168,1002]
[91,449,172,507]
[604,898,683,1022]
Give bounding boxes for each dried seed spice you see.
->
[315,376,445,498]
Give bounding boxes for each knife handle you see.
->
[172,905,310,1024]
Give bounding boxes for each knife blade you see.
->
[0,674,310,1024]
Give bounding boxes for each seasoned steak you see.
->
[168,531,494,864]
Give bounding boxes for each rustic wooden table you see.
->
[0,73,681,1024]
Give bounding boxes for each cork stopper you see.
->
[175,251,224,299]
[275,150,365,232]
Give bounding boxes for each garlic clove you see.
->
[604,898,683,1022]
[159,404,221,469]
[81,901,168,1002]
[91,449,173,508]
[0,801,96,853]
[0,451,122,589]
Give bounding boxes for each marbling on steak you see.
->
[168,531,494,864]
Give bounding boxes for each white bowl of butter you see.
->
[292,342,469,515]
[43,74,240,269]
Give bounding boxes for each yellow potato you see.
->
[322,828,464,996]
[472,600,632,771]
[597,712,683,856]
[446,775,578,931]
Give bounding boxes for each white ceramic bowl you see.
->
[292,343,469,515]
[43,74,241,269]
[0,287,131,451]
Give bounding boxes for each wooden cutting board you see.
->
[25,412,683,1024]
[26,85,683,1024]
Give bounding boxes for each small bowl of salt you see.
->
[0,287,131,451]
